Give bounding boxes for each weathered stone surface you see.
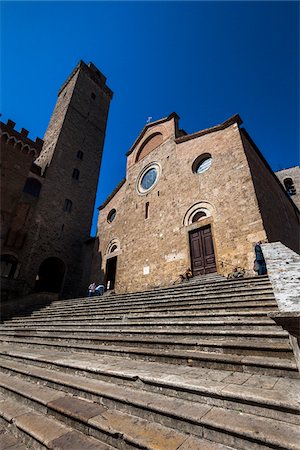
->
[202,407,300,449]
[15,412,70,446]
[50,430,114,450]
[0,397,29,422]
[262,242,300,312]
[89,409,189,450]
[48,396,106,421]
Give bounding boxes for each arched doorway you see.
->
[35,257,65,293]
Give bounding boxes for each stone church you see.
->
[94,115,299,294]
[1,61,299,299]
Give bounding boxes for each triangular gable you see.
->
[126,112,180,157]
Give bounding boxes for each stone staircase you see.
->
[0,275,299,449]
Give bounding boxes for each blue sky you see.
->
[1,1,299,235]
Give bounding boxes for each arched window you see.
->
[283,178,296,196]
[23,178,42,198]
[72,169,80,180]
[1,254,18,278]
[110,245,118,253]
[63,199,72,213]
[192,211,207,222]
[77,150,83,160]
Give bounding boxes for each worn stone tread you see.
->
[0,379,221,450]
[0,332,290,350]
[0,338,296,372]
[1,372,299,449]
[1,357,299,416]
[0,396,115,449]
[201,407,300,449]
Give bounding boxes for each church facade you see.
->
[94,113,299,293]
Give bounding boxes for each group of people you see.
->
[88,282,105,297]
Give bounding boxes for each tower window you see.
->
[91,93,96,100]
[77,150,83,160]
[283,178,296,196]
[63,199,72,213]
[72,169,80,180]
[23,177,42,198]
[145,202,149,219]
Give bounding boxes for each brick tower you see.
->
[20,61,113,298]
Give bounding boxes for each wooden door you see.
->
[189,225,216,275]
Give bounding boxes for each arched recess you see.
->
[35,257,66,293]
[135,133,163,162]
[183,201,215,227]
[106,238,120,256]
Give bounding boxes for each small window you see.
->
[72,169,80,180]
[63,199,72,213]
[77,150,83,160]
[23,178,42,198]
[192,211,207,222]
[283,178,296,196]
[91,93,96,100]
[110,245,117,253]
[192,154,212,174]
[1,254,18,278]
[145,202,149,219]
[107,209,116,223]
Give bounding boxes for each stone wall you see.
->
[275,166,300,210]
[241,131,300,254]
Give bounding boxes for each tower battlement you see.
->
[58,60,113,99]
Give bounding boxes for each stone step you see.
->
[5,299,277,324]
[0,327,288,339]
[0,376,237,450]
[0,394,116,449]
[0,318,279,331]
[0,331,292,357]
[0,366,299,450]
[1,313,279,327]
[43,277,270,307]
[1,344,299,418]
[0,338,297,377]
[30,289,275,314]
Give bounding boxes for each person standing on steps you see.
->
[254,241,267,275]
[95,283,105,296]
[88,282,96,297]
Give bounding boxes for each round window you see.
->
[107,209,116,223]
[192,154,212,174]
[137,163,160,194]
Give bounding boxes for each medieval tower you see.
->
[19,61,113,298]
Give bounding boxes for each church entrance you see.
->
[189,225,217,275]
[35,257,65,293]
[105,256,117,290]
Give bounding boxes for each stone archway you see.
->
[35,257,66,293]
